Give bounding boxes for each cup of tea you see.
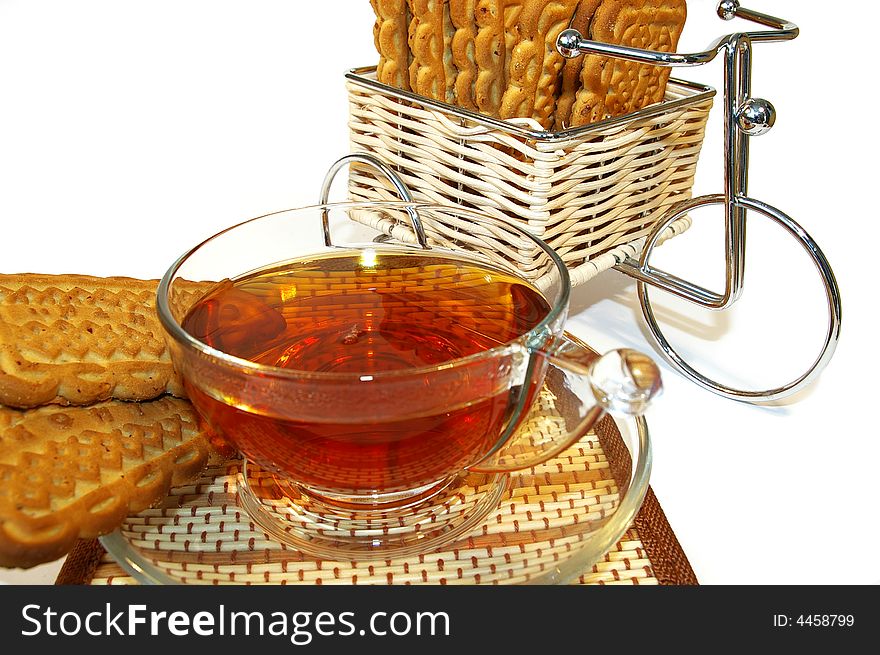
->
[157,201,661,558]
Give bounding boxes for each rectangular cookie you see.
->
[499,0,581,129]
[553,0,602,130]
[570,0,687,125]
[449,0,479,110]
[474,0,508,115]
[0,274,211,409]
[371,0,413,90]
[0,397,214,568]
[408,0,458,103]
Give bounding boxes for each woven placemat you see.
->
[55,416,696,586]
[56,487,691,586]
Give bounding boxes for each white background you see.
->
[0,0,876,585]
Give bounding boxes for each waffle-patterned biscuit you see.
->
[474,0,507,115]
[449,0,479,110]
[498,2,545,122]
[0,274,210,409]
[499,0,581,129]
[0,397,213,568]
[371,0,413,90]
[570,0,686,126]
[553,0,602,130]
[408,0,457,103]
[371,0,382,55]
[532,0,583,128]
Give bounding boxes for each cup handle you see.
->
[468,335,662,473]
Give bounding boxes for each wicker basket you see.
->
[346,67,714,286]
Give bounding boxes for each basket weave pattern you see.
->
[347,76,712,285]
[84,415,657,585]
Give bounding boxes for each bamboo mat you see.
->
[56,416,696,586]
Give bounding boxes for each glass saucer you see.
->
[100,410,650,585]
[238,460,510,560]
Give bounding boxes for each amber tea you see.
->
[182,249,551,497]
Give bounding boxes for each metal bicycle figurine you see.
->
[556,0,841,402]
[323,2,841,404]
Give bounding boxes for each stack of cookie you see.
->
[369,0,688,129]
[0,274,219,569]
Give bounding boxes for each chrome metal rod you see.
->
[729,4,799,38]
[721,36,751,307]
[616,261,726,309]
[556,1,798,67]
[615,195,733,310]
[556,36,726,67]
[319,153,429,249]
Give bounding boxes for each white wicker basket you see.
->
[346,67,714,286]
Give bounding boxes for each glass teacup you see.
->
[158,202,661,557]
